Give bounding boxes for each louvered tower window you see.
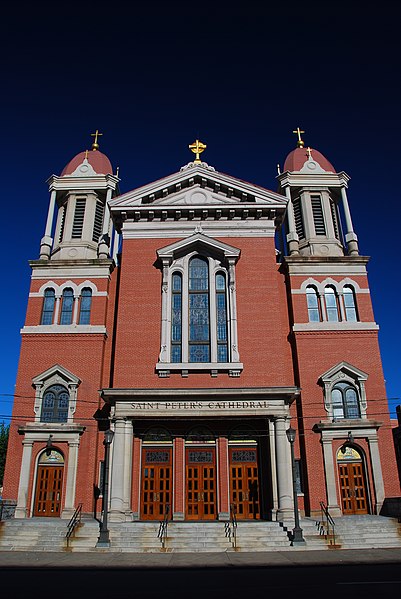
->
[311,195,326,236]
[330,200,340,240]
[58,205,66,242]
[71,198,86,238]
[293,198,305,240]
[92,200,105,242]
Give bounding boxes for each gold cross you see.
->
[84,149,89,160]
[91,129,103,151]
[292,127,305,148]
[306,146,312,158]
[189,139,207,163]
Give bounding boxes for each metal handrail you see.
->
[157,503,170,549]
[225,503,238,548]
[318,501,336,545]
[66,503,83,544]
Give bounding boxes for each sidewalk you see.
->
[1,547,401,569]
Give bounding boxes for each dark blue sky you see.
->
[1,2,400,422]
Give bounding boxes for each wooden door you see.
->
[339,462,368,514]
[229,448,260,519]
[33,466,63,517]
[141,448,172,520]
[186,448,216,520]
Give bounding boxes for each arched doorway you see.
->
[33,449,64,517]
[337,445,369,515]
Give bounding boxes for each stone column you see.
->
[53,295,61,325]
[274,417,293,522]
[109,418,126,521]
[284,187,300,255]
[40,190,57,259]
[15,441,34,518]
[72,295,80,325]
[123,420,133,514]
[217,437,230,520]
[62,440,79,519]
[268,419,278,519]
[368,436,385,514]
[321,438,342,517]
[173,437,185,520]
[131,437,142,520]
[340,187,359,255]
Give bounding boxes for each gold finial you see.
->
[306,146,313,158]
[84,149,89,160]
[91,129,103,151]
[277,164,281,175]
[292,127,305,148]
[189,139,207,163]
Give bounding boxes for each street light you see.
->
[96,429,114,548]
[286,427,305,546]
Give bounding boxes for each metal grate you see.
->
[92,200,104,242]
[311,195,326,236]
[72,198,86,238]
[293,198,305,239]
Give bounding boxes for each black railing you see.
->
[157,503,170,549]
[66,503,83,545]
[224,503,238,549]
[317,501,336,546]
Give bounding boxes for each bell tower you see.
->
[39,131,120,261]
[277,128,359,257]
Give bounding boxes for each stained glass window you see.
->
[332,382,360,420]
[79,288,92,324]
[189,257,210,362]
[41,288,55,325]
[171,273,182,362]
[325,286,339,322]
[216,273,228,362]
[60,288,74,325]
[343,286,358,322]
[41,385,69,423]
[306,286,320,322]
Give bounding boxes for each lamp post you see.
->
[96,429,114,548]
[286,427,305,546]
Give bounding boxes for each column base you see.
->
[276,508,294,523]
[173,512,184,521]
[109,510,126,522]
[14,507,28,519]
[218,512,230,521]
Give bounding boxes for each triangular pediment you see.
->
[109,163,287,210]
[157,232,240,261]
[320,361,368,383]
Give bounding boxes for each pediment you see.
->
[157,232,240,261]
[32,364,81,387]
[320,361,368,383]
[109,163,287,210]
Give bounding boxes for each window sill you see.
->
[155,362,243,378]
[21,325,107,334]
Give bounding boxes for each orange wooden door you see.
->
[229,448,260,519]
[34,466,63,517]
[186,448,216,520]
[141,448,172,520]
[339,462,368,514]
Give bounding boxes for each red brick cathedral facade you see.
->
[3,134,399,524]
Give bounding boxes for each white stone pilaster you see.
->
[368,437,385,514]
[123,420,133,513]
[110,418,127,521]
[321,438,342,516]
[61,441,79,518]
[15,441,34,518]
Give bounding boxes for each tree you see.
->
[0,421,10,487]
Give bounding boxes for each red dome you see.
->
[283,147,335,173]
[61,150,113,176]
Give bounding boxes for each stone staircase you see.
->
[1,515,400,552]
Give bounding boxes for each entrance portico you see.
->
[101,387,300,524]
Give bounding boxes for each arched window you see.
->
[171,273,182,363]
[343,286,358,322]
[41,288,55,325]
[216,273,228,361]
[332,382,360,419]
[40,384,69,422]
[189,256,210,362]
[60,288,74,325]
[79,288,92,324]
[325,286,340,322]
[306,286,321,322]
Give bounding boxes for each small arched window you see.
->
[79,288,92,324]
[343,286,358,322]
[60,288,74,325]
[40,384,69,422]
[306,286,321,322]
[325,286,340,322]
[41,288,55,325]
[332,382,360,419]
